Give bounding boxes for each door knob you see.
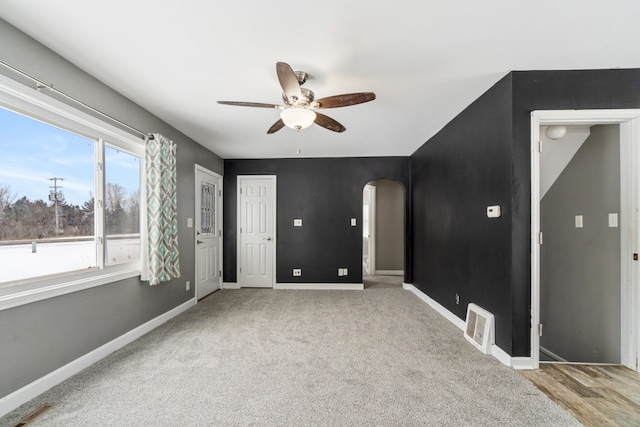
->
[263,237,272,241]
[197,240,204,244]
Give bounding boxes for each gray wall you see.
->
[540,125,621,363]
[0,18,223,399]
[370,179,404,271]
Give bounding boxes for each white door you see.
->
[195,165,222,299]
[238,176,276,288]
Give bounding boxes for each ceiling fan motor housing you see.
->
[282,87,315,107]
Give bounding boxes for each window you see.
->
[200,181,216,235]
[0,73,145,308]
[105,145,141,265]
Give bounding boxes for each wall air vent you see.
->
[464,303,495,354]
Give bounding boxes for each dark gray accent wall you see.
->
[541,125,620,363]
[410,75,514,352]
[0,18,223,399]
[223,157,410,284]
[371,179,404,271]
[410,68,640,358]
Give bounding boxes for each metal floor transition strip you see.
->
[11,404,53,427]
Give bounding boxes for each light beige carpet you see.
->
[1,287,581,426]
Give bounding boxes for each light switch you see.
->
[187,218,193,228]
[487,205,501,218]
[351,218,357,226]
[608,213,618,228]
[575,215,583,228]
[293,218,303,227]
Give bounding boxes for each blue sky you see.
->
[0,106,140,207]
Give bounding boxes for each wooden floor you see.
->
[521,363,640,427]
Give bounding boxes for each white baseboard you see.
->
[0,297,196,418]
[403,283,530,369]
[275,283,364,290]
[222,282,364,291]
[374,270,404,276]
[491,345,513,367]
[511,357,534,370]
[540,346,567,363]
[403,283,465,330]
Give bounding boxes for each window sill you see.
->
[0,266,141,311]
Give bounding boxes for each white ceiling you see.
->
[1,1,639,159]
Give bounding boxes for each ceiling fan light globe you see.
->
[280,107,316,130]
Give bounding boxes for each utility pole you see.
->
[48,177,64,234]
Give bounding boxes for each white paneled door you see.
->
[238,176,276,288]
[195,166,222,299]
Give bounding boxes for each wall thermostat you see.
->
[487,205,501,218]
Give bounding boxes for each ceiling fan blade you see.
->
[314,92,376,109]
[267,119,285,134]
[314,112,346,133]
[276,62,302,100]
[217,101,280,108]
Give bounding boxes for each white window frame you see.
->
[0,73,147,311]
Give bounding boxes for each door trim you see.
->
[194,164,223,299]
[363,184,376,276]
[236,175,277,288]
[530,109,640,371]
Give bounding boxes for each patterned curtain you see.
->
[144,133,180,285]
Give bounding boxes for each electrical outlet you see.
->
[293,268,302,277]
[455,293,460,305]
[186,281,190,291]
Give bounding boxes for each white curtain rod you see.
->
[0,59,152,140]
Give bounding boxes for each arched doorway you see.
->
[362,179,405,288]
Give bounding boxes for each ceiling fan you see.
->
[217,62,376,134]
